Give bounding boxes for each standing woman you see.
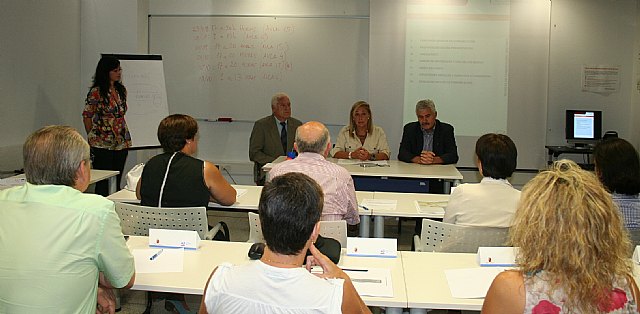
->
[331,101,390,161]
[82,56,131,196]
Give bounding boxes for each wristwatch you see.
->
[348,151,352,159]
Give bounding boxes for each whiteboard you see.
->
[115,55,169,148]
[149,16,369,124]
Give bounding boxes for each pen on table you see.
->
[358,205,369,211]
[150,249,163,261]
[341,268,369,272]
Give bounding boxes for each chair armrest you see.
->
[413,235,423,252]
[204,222,223,241]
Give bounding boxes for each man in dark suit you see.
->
[398,99,459,235]
[249,92,303,185]
[398,99,459,167]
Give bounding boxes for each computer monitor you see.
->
[565,110,602,147]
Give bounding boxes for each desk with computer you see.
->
[546,109,616,170]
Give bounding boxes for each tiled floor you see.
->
[118,210,467,313]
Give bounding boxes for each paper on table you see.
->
[445,267,506,298]
[361,199,397,211]
[414,200,447,214]
[133,248,184,273]
[344,267,394,298]
[234,188,248,199]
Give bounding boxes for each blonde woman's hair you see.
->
[347,101,373,138]
[509,159,633,312]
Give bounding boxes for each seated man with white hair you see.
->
[268,121,360,226]
[0,125,135,313]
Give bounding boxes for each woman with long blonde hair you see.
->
[331,101,390,161]
[483,160,639,313]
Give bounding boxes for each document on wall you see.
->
[132,248,184,273]
[360,199,397,212]
[445,267,506,298]
[414,200,447,215]
[343,267,394,298]
[582,65,620,93]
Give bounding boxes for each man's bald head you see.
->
[294,121,331,156]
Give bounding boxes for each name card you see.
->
[477,247,518,267]
[347,237,397,258]
[148,229,200,250]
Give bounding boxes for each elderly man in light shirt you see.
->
[268,121,360,226]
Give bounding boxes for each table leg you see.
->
[374,216,385,238]
[359,215,370,238]
[385,307,404,314]
[108,176,117,195]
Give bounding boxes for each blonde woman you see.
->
[331,101,390,161]
[483,160,639,313]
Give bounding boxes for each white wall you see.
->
[2,0,640,184]
[547,0,638,146]
[0,1,82,173]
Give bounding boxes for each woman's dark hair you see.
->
[157,114,199,152]
[259,173,323,255]
[90,56,126,102]
[475,133,517,179]
[594,138,640,195]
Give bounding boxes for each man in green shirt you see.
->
[0,125,135,313]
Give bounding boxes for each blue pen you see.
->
[149,249,163,261]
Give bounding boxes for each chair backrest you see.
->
[247,212,264,243]
[319,220,348,247]
[114,202,208,239]
[418,219,510,253]
[629,229,640,254]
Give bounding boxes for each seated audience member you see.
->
[0,125,135,313]
[594,138,640,230]
[199,172,371,313]
[249,92,303,185]
[483,160,639,313]
[137,114,236,207]
[398,99,458,166]
[331,101,390,161]
[269,121,360,226]
[443,133,520,227]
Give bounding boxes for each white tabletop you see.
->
[332,159,462,181]
[127,236,253,295]
[401,251,485,311]
[371,191,449,219]
[108,185,373,216]
[265,157,463,181]
[127,236,407,309]
[2,169,119,193]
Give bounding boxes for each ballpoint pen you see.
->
[150,249,163,261]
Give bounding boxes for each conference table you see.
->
[126,236,407,313]
[129,236,640,312]
[108,186,375,238]
[264,157,463,194]
[1,169,119,194]
[108,185,450,238]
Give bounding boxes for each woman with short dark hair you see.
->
[594,138,640,230]
[137,114,236,207]
[443,133,520,227]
